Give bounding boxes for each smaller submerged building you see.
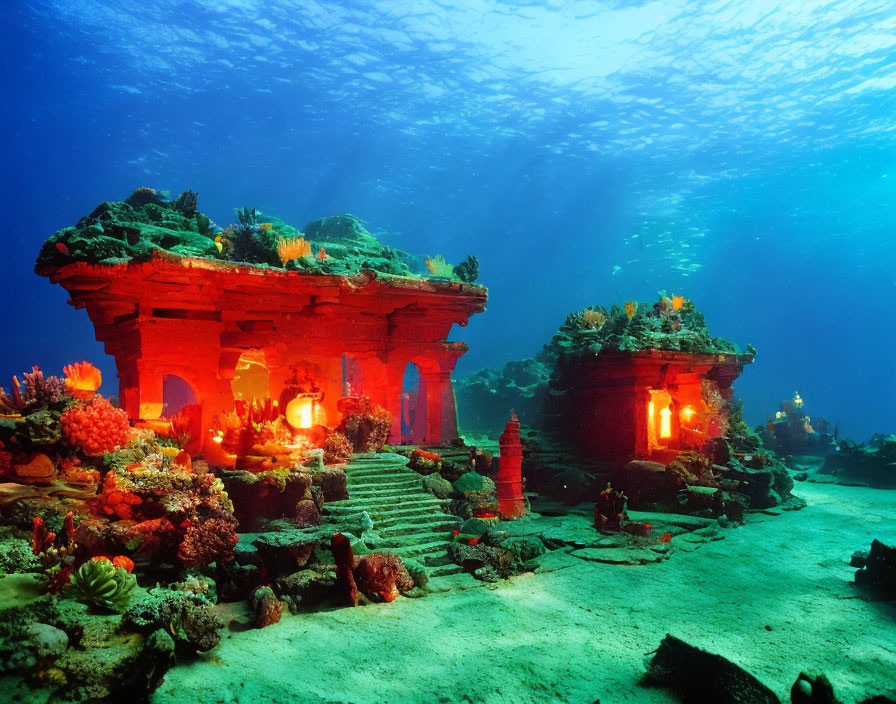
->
[545,297,754,464]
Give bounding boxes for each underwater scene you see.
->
[3,1,896,702]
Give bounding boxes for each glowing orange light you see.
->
[286,395,314,429]
[681,406,695,420]
[659,407,672,438]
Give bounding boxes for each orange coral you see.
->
[63,361,102,401]
[91,471,143,520]
[258,223,273,231]
[317,246,327,262]
[61,396,130,456]
[672,295,685,311]
[624,301,638,320]
[277,236,311,264]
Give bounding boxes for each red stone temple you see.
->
[40,251,487,455]
[553,349,753,464]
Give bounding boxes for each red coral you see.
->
[91,471,142,520]
[32,517,56,555]
[61,396,130,456]
[413,449,441,462]
[112,555,134,572]
[177,518,239,568]
[124,517,179,560]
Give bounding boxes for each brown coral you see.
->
[177,518,239,568]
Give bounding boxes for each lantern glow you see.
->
[286,395,314,429]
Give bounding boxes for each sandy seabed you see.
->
[153,483,896,704]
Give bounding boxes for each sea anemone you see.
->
[63,361,102,400]
[61,396,130,456]
[277,236,311,264]
[69,557,137,612]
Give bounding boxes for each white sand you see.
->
[153,483,896,704]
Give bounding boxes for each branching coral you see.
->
[0,367,69,414]
[61,396,130,456]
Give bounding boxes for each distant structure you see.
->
[550,349,753,464]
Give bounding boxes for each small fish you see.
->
[659,531,673,543]
[56,242,70,255]
[317,246,327,263]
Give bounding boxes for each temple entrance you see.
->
[162,375,197,417]
[401,362,424,444]
[231,350,270,402]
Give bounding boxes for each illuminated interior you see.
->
[230,349,270,401]
[659,407,672,438]
[647,389,673,451]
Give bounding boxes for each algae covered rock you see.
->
[121,587,223,653]
[422,473,453,499]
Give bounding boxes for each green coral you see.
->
[545,293,752,359]
[69,560,136,613]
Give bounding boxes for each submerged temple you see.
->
[35,191,487,453]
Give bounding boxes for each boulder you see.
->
[645,634,780,704]
[610,460,673,506]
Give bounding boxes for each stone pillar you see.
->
[419,370,454,445]
[496,413,526,519]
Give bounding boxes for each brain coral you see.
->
[61,396,130,456]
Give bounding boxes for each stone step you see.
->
[326,496,445,513]
[374,512,459,529]
[429,564,464,578]
[347,484,426,498]
[346,466,417,478]
[347,478,422,492]
[390,540,454,559]
[378,520,459,538]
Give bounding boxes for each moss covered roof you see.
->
[546,295,755,359]
[35,188,477,284]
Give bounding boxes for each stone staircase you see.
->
[323,453,462,576]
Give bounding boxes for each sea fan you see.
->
[277,236,312,264]
[425,255,455,278]
[69,558,137,612]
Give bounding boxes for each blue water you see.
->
[4,0,895,440]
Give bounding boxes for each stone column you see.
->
[496,413,526,518]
